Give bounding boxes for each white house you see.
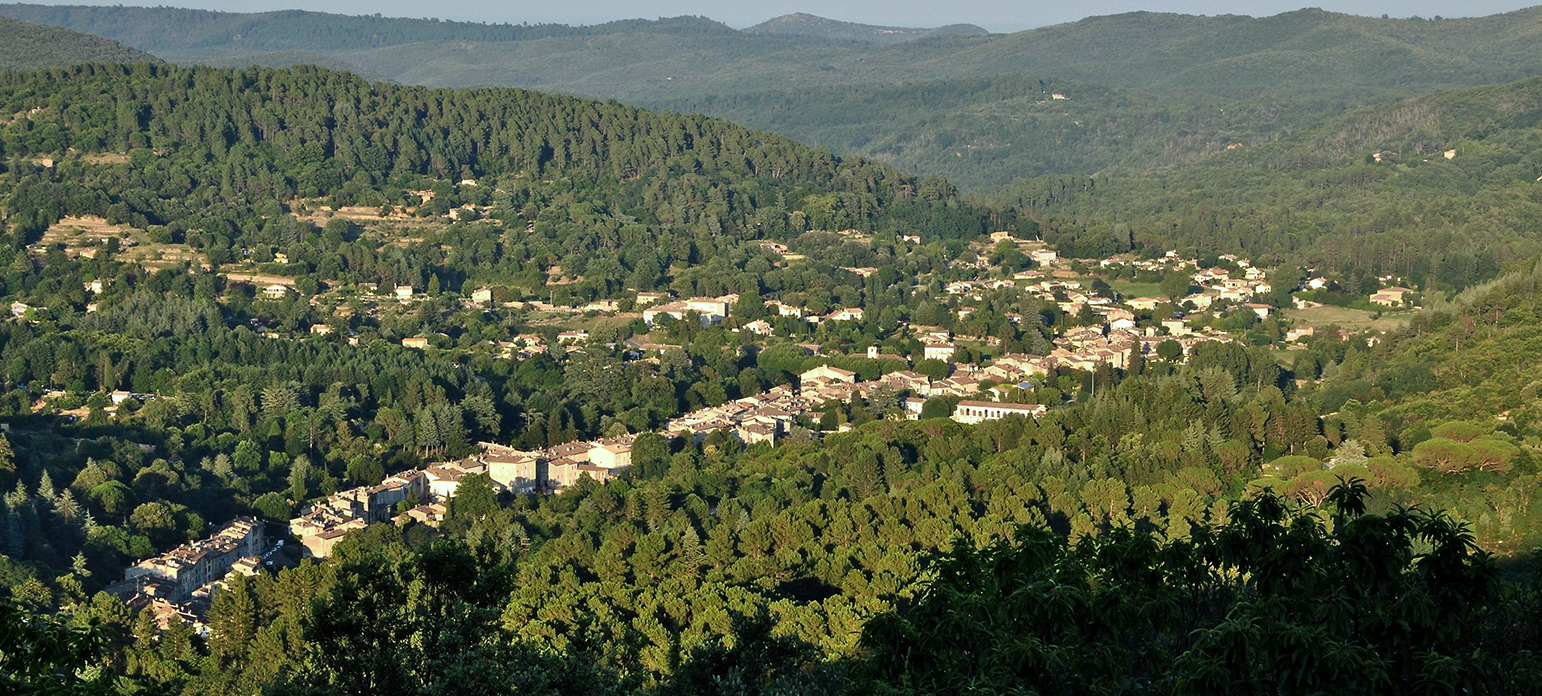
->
[951,400,1047,424]
[924,343,957,362]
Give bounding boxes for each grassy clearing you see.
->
[1109,280,1163,298]
[1286,305,1412,331]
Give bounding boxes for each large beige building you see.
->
[288,471,427,558]
[123,517,264,601]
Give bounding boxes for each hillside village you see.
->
[88,225,1428,633]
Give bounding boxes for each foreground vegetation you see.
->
[13,481,1542,694]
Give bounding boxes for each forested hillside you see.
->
[0,63,1002,259]
[658,76,1360,190]
[14,5,1542,195]
[1000,76,1542,292]
[10,5,1542,100]
[0,58,1541,693]
[742,12,988,44]
[0,16,158,70]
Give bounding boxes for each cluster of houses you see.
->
[637,292,865,332]
[113,517,266,631]
[283,436,637,559]
[652,358,1063,447]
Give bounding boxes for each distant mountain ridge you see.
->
[0,15,158,70]
[744,12,988,44]
[11,4,1542,102]
[0,5,735,53]
[15,3,1542,192]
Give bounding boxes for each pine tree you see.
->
[37,470,54,501]
[55,489,80,524]
[4,513,21,558]
[207,574,257,665]
[0,435,14,473]
[416,408,441,457]
[680,525,705,578]
[289,456,311,502]
[5,480,26,509]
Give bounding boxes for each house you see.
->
[1369,287,1412,307]
[1286,326,1315,342]
[735,422,779,446]
[685,297,731,317]
[800,364,857,384]
[1102,308,1136,331]
[481,444,546,493]
[1031,249,1059,266]
[643,301,703,327]
[556,330,589,344]
[396,503,449,529]
[310,324,334,336]
[1127,297,1163,311]
[635,292,672,307]
[422,464,485,501]
[395,285,414,300]
[1182,293,1214,309]
[84,279,103,294]
[951,400,1047,424]
[401,337,430,349]
[743,319,774,336]
[546,458,622,490]
[471,287,493,304]
[273,252,290,264]
[990,231,1015,242]
[1245,303,1274,319]
[880,370,933,394]
[767,301,806,318]
[588,442,633,470]
[1161,319,1191,336]
[924,343,957,362]
[825,307,864,322]
[262,284,291,300]
[646,298,728,327]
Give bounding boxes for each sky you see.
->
[21,0,1541,32]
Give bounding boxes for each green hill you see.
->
[7,5,1542,101]
[14,4,1542,193]
[0,15,158,70]
[743,12,988,44]
[996,76,1542,291]
[655,75,1365,190]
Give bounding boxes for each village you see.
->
[94,226,1424,634]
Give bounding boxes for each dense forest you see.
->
[999,76,1542,292]
[15,4,1542,200]
[658,75,1365,190]
[0,16,158,71]
[741,12,988,44]
[0,63,1006,261]
[12,5,1542,100]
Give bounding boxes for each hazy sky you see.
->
[23,1,1541,31]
